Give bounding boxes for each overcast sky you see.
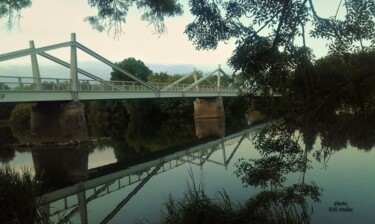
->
[0,0,342,71]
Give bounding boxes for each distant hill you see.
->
[147,64,195,74]
[146,63,232,74]
[0,61,232,80]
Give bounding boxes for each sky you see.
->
[0,0,343,76]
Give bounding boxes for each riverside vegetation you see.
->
[0,166,47,224]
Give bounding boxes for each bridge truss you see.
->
[0,33,238,103]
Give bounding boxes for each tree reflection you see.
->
[241,184,320,223]
[0,147,15,163]
[235,119,322,223]
[345,113,375,151]
[230,109,375,222]
[233,51,375,220]
[159,121,322,223]
[0,123,16,149]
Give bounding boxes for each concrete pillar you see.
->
[194,97,224,119]
[29,40,42,90]
[194,117,225,139]
[194,73,198,91]
[32,144,89,189]
[70,33,79,99]
[30,102,88,143]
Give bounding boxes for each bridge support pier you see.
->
[30,102,88,143]
[194,97,224,119]
[194,97,225,138]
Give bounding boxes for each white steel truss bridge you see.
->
[0,33,238,103]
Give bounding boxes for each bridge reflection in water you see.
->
[38,124,261,224]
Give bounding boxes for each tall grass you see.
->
[241,189,311,224]
[0,166,48,224]
[160,180,242,224]
[158,175,315,224]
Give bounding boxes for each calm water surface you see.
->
[1,117,375,223]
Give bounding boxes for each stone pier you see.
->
[30,102,88,143]
[194,97,224,119]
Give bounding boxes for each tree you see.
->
[9,104,31,143]
[85,0,375,108]
[147,72,171,83]
[0,0,31,30]
[187,0,375,101]
[110,57,152,82]
[313,51,375,112]
[0,103,15,120]
[85,0,183,36]
[5,1,375,55]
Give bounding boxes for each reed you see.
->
[158,173,316,224]
[159,170,243,224]
[0,166,48,224]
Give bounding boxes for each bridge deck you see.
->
[0,76,238,103]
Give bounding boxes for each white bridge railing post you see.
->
[194,72,198,92]
[29,40,42,90]
[70,33,79,100]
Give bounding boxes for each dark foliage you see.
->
[110,57,152,82]
[0,166,47,224]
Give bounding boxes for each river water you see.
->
[1,108,375,224]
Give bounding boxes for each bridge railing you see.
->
[83,80,237,92]
[0,76,72,91]
[148,82,237,93]
[0,76,238,93]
